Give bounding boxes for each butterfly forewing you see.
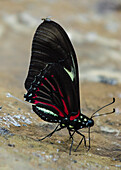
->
[25,19,80,111]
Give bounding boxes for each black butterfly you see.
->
[24,18,115,155]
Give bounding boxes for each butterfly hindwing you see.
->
[24,63,80,122]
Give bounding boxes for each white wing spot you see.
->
[28,93,32,97]
[36,107,58,117]
[64,67,75,81]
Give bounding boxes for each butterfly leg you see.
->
[69,130,75,140]
[88,127,91,151]
[38,124,60,141]
[74,130,86,152]
[38,124,65,141]
[68,130,74,155]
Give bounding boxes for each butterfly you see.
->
[24,18,115,155]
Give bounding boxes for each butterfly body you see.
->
[24,18,95,154]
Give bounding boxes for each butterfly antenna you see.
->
[92,108,115,118]
[91,98,115,118]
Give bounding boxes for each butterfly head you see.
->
[86,118,94,127]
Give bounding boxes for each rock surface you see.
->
[0,0,121,169]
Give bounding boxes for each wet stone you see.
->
[0,127,12,136]
[99,76,117,85]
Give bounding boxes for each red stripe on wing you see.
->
[44,77,56,91]
[70,110,80,121]
[33,100,65,117]
[61,98,69,115]
[58,86,63,97]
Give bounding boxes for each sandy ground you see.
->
[0,0,121,169]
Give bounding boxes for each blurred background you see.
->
[0,0,121,93]
[0,1,121,169]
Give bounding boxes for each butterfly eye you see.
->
[87,119,94,127]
